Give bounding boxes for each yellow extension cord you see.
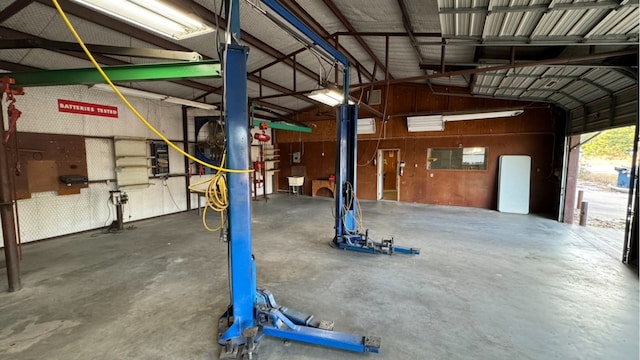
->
[51,0,242,231]
[189,154,229,232]
[51,0,250,174]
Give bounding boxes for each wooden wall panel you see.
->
[275,84,562,214]
[8,132,88,199]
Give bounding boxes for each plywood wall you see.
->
[276,84,563,214]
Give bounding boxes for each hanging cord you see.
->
[51,0,251,174]
[189,153,229,233]
[340,181,364,234]
[358,118,386,166]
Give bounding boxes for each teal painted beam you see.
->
[253,119,312,133]
[6,60,221,87]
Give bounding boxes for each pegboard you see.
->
[8,132,88,200]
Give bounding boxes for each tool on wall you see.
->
[2,77,24,144]
[252,122,270,201]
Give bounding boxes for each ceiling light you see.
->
[70,0,214,40]
[357,118,376,135]
[407,115,444,132]
[164,96,216,110]
[91,83,167,100]
[91,84,216,110]
[442,110,524,122]
[307,88,354,107]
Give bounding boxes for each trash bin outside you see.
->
[614,166,631,188]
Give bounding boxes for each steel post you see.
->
[0,100,20,292]
[218,40,255,345]
[579,202,589,226]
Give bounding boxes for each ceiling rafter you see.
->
[0,0,35,24]
[319,0,391,80]
[0,26,218,93]
[396,0,426,64]
[278,0,376,82]
[439,1,639,14]
[36,0,314,113]
[355,49,638,88]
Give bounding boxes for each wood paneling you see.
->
[8,132,88,199]
[276,84,563,214]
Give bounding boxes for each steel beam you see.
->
[5,61,221,87]
[261,0,348,66]
[0,39,203,61]
[439,1,638,14]
[0,0,35,23]
[252,118,312,133]
[397,0,425,64]
[354,49,638,88]
[0,26,221,94]
[0,95,20,292]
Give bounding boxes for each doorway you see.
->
[377,149,400,201]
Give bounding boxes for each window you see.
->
[427,147,488,170]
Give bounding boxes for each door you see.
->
[377,149,399,201]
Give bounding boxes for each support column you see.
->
[218,0,254,345]
[333,104,358,238]
[0,103,20,292]
[562,135,580,224]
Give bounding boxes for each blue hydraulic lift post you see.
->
[259,0,356,242]
[218,0,255,346]
[259,1,419,255]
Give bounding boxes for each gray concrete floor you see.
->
[0,195,637,360]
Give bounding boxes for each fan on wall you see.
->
[195,116,225,172]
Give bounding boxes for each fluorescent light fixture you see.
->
[307,88,355,107]
[357,118,376,134]
[165,96,216,110]
[91,83,167,100]
[442,109,524,122]
[91,84,216,110]
[71,0,214,40]
[407,115,443,132]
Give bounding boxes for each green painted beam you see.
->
[6,60,221,87]
[253,119,312,133]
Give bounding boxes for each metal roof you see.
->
[0,0,635,129]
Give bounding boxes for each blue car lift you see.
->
[330,104,420,256]
[217,0,381,357]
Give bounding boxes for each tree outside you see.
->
[577,125,636,230]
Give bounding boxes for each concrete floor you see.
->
[0,195,637,360]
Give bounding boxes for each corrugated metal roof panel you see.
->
[586,7,640,38]
[563,82,607,102]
